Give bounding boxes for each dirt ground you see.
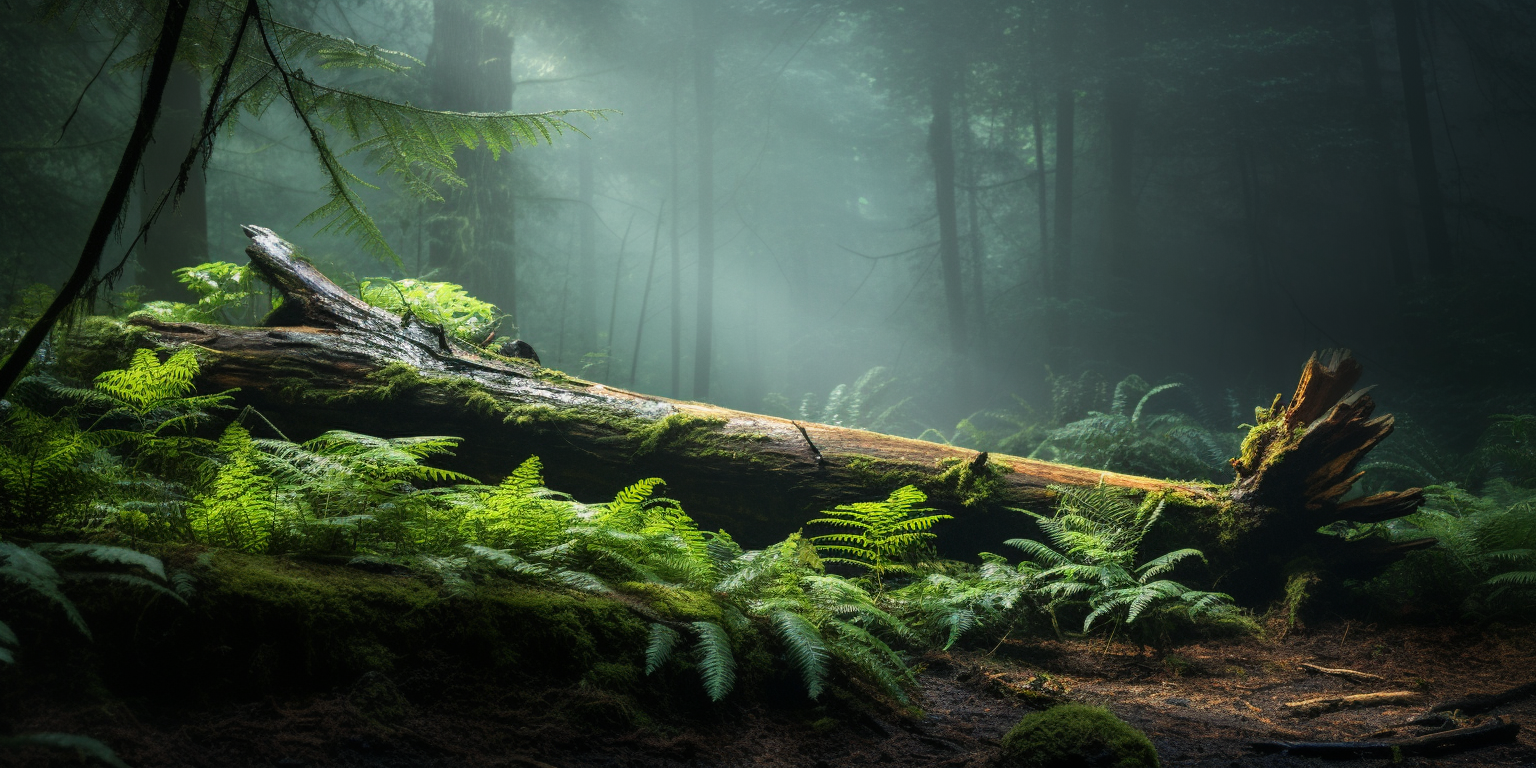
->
[8,621,1536,768]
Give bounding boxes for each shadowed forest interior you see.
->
[4,1,1536,766]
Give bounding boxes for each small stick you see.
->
[1284,691,1418,718]
[792,421,826,466]
[1298,662,1385,683]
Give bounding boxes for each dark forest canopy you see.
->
[4,0,1535,453]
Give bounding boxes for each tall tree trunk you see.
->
[959,84,987,351]
[1102,0,1138,305]
[0,0,192,401]
[1391,0,1451,273]
[1031,88,1050,274]
[669,68,684,399]
[928,64,968,355]
[578,138,596,365]
[629,204,664,387]
[138,62,207,299]
[691,0,717,400]
[428,0,514,299]
[1047,0,1076,373]
[1354,0,1413,286]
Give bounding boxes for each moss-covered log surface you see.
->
[7,549,1536,768]
[80,225,1431,603]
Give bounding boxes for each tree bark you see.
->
[1102,0,1138,305]
[0,0,193,402]
[428,0,515,303]
[928,64,968,355]
[1391,0,1452,273]
[119,227,1427,604]
[691,0,717,400]
[1354,0,1414,286]
[138,62,208,300]
[577,137,597,367]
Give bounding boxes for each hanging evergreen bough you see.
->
[118,226,1428,604]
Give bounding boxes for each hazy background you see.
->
[5,0,1535,468]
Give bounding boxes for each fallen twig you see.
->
[1250,716,1519,758]
[1428,680,1536,715]
[1298,662,1384,683]
[1284,691,1417,717]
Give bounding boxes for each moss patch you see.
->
[63,549,649,698]
[54,317,153,381]
[999,704,1160,768]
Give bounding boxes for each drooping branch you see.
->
[0,0,193,402]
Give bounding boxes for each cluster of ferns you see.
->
[1,348,1251,706]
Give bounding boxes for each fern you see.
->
[1034,375,1233,482]
[1008,484,1240,647]
[691,620,736,701]
[0,541,176,663]
[808,485,951,588]
[187,424,279,552]
[359,278,508,345]
[644,622,681,675]
[0,733,129,768]
[769,609,829,698]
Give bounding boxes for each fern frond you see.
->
[691,620,736,701]
[645,622,681,675]
[770,610,829,698]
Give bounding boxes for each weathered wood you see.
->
[1298,663,1385,683]
[1429,680,1536,715]
[122,226,1427,594]
[1285,690,1418,717]
[1251,716,1520,758]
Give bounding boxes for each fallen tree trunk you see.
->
[108,226,1427,601]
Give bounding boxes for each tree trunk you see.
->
[0,0,193,402]
[928,64,968,355]
[1102,0,1138,305]
[1051,0,1076,301]
[428,0,515,298]
[669,69,683,399]
[1046,0,1077,374]
[959,84,987,352]
[122,227,1428,604]
[1354,0,1413,286]
[138,62,208,300]
[691,0,717,400]
[577,138,597,367]
[1391,0,1451,273]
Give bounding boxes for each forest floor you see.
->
[10,621,1536,768]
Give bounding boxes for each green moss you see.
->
[933,455,1013,508]
[841,456,930,493]
[1280,563,1322,630]
[54,316,152,381]
[120,550,649,692]
[616,581,723,623]
[999,704,1160,768]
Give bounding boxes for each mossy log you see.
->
[120,226,1425,601]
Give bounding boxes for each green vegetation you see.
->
[999,704,1160,768]
[1005,485,1243,648]
[358,277,510,348]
